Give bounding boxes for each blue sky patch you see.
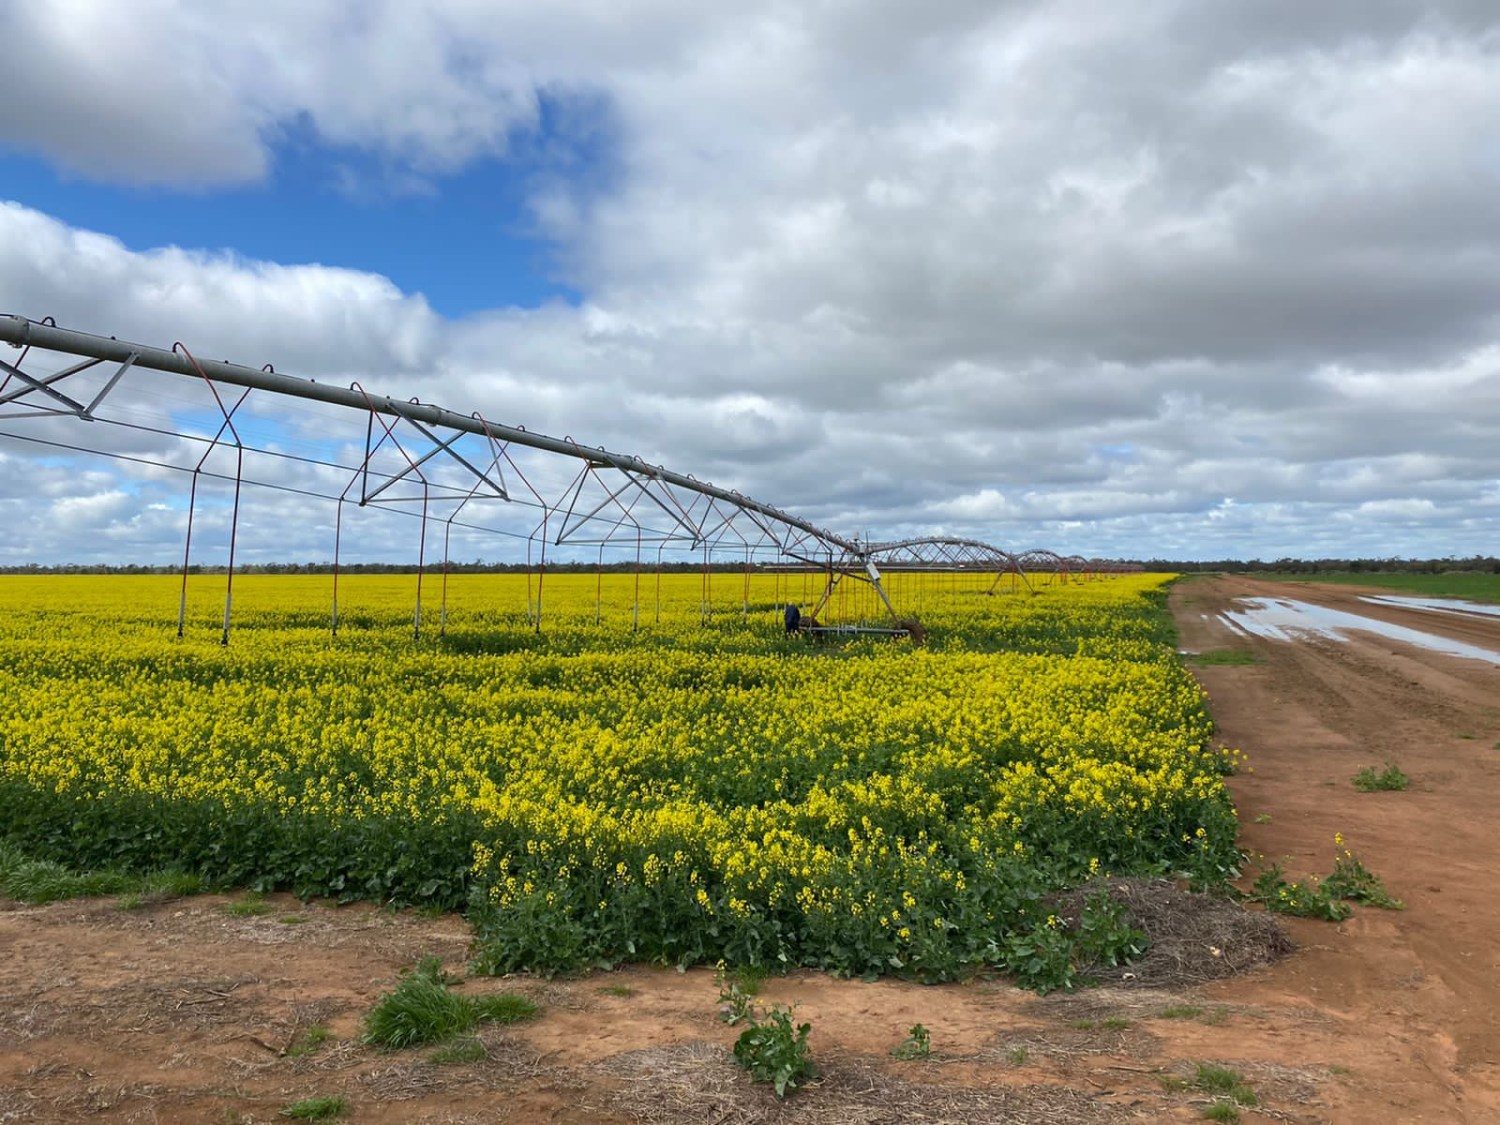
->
[0,91,620,317]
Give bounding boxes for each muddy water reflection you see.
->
[1360,594,1500,620]
[1221,597,1500,667]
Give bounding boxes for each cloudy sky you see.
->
[2,0,1498,564]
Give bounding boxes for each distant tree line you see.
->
[4,555,1497,575]
[1127,555,1500,574]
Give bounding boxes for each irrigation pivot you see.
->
[0,315,1135,639]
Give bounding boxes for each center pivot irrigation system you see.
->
[0,315,1136,642]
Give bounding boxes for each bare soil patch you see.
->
[3,574,1496,1121]
[592,1040,1127,1125]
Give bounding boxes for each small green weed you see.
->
[1202,1100,1240,1122]
[224,893,272,917]
[1157,1004,1203,1020]
[733,1004,813,1098]
[430,1036,487,1065]
[891,1023,931,1060]
[363,956,538,1049]
[1353,763,1408,792]
[1250,864,1351,920]
[715,961,757,1025]
[278,1096,346,1120]
[730,964,767,995]
[1186,649,1257,666]
[472,993,539,1024]
[1071,1016,1130,1031]
[599,984,635,998]
[1006,1045,1030,1064]
[1253,813,1272,824]
[286,1026,331,1058]
[279,914,308,925]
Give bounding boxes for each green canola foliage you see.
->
[0,571,1237,984]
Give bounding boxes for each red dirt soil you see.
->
[1,573,1496,1122]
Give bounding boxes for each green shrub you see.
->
[1001,916,1077,993]
[1250,864,1351,921]
[1073,889,1148,970]
[1324,851,1403,910]
[733,1005,814,1098]
[1251,845,1401,919]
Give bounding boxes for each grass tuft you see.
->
[472,993,539,1024]
[1192,1063,1257,1105]
[1158,1004,1203,1020]
[279,1096,346,1120]
[0,841,202,906]
[363,956,538,1049]
[429,1036,487,1065]
[224,893,273,917]
[364,960,476,1048]
[286,1025,331,1058]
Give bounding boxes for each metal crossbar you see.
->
[0,314,1138,638]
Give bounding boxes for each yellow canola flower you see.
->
[0,570,1237,969]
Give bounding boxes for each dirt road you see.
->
[1175,574,1500,1121]
[2,574,1497,1122]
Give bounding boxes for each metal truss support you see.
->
[173,343,250,646]
[0,314,1138,638]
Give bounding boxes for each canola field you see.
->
[0,571,1237,980]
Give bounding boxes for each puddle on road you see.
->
[1359,594,1500,620]
[1221,597,1500,667]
